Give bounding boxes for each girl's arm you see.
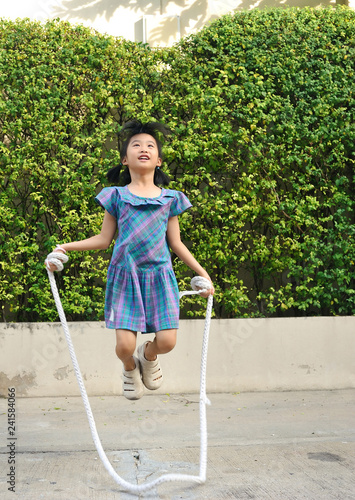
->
[46,210,117,271]
[167,216,214,297]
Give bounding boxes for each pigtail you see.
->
[107,164,131,184]
[106,164,122,183]
[154,167,170,187]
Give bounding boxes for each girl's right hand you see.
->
[45,260,61,272]
[45,248,68,272]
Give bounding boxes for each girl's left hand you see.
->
[198,278,215,298]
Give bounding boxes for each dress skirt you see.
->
[105,264,180,333]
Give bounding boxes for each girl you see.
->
[46,120,214,400]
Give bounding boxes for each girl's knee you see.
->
[115,343,134,360]
[115,329,136,359]
[156,329,177,354]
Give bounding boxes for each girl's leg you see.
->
[116,329,144,400]
[115,329,137,371]
[144,329,177,361]
[137,329,176,391]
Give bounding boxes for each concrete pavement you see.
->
[1,390,354,499]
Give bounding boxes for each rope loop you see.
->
[179,276,212,299]
[45,251,69,272]
[191,276,212,292]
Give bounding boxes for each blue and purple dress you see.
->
[95,185,192,333]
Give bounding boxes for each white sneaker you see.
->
[137,342,163,390]
[122,356,144,400]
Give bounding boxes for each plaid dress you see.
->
[95,185,192,333]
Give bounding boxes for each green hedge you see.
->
[1,7,354,322]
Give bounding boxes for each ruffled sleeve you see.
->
[95,187,120,219]
[169,190,192,218]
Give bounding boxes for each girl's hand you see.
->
[196,277,215,298]
[45,260,61,272]
[45,248,68,272]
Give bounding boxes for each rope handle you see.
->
[45,251,69,272]
[180,276,212,298]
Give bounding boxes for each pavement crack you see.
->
[132,450,140,464]
[132,450,141,483]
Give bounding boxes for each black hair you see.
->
[107,120,171,186]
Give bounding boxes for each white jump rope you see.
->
[45,250,213,495]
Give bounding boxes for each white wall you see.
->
[0,0,342,46]
[1,317,354,397]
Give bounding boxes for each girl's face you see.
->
[122,134,162,172]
